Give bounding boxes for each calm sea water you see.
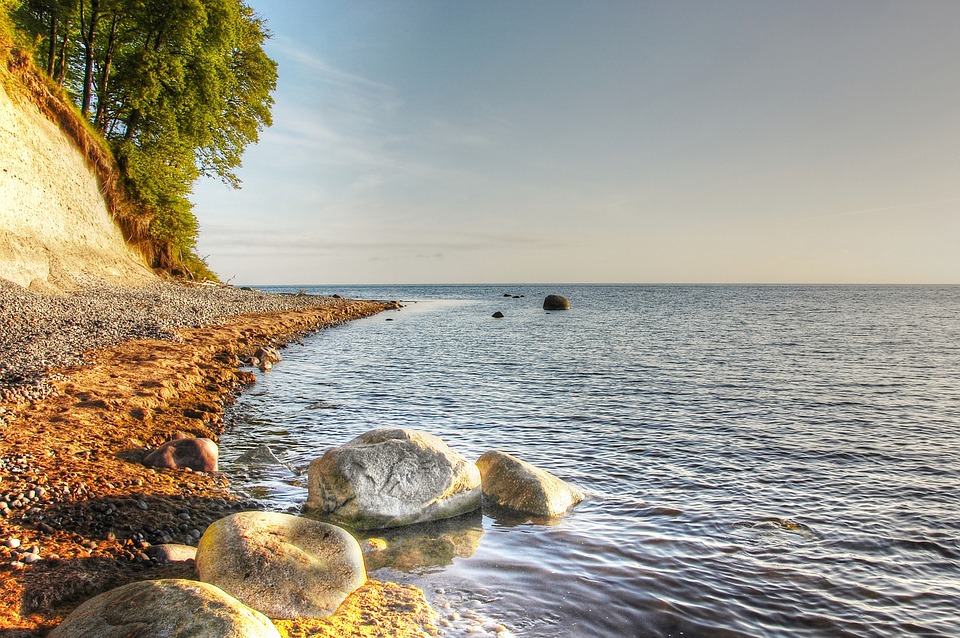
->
[220,285,960,637]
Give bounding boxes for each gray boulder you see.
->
[306,428,481,530]
[476,451,585,517]
[143,437,219,473]
[47,579,280,638]
[195,511,365,619]
[543,294,571,310]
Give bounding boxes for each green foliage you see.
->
[8,0,277,274]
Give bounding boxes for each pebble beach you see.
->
[0,280,353,403]
[0,280,437,637]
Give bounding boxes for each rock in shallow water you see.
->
[476,451,585,517]
[47,579,280,638]
[542,294,571,310]
[306,428,482,530]
[196,511,366,619]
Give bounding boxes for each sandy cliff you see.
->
[0,73,153,292]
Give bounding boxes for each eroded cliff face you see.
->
[0,73,154,292]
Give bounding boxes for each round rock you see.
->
[146,543,198,563]
[196,511,366,619]
[143,437,219,473]
[542,295,571,311]
[476,450,585,517]
[306,428,482,530]
[47,579,280,638]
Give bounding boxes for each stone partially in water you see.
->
[542,295,571,311]
[305,428,482,530]
[476,451,585,517]
[47,579,280,638]
[196,511,366,619]
[235,444,284,466]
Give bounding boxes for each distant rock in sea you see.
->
[543,295,571,310]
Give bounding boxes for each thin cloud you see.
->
[199,224,545,257]
[808,197,960,220]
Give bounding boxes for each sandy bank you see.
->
[0,290,437,636]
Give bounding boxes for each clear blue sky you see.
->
[191,1,960,285]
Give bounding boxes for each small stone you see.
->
[4,539,20,549]
[22,553,41,564]
[137,500,149,510]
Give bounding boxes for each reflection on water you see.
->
[220,285,960,638]
[345,511,485,573]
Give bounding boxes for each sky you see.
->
[191,1,960,285]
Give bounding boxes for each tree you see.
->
[10,0,277,271]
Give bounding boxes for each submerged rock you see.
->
[196,511,366,619]
[542,295,571,311]
[47,579,280,638]
[306,428,482,530]
[476,451,585,517]
[143,437,219,473]
[234,444,284,466]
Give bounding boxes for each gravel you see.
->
[0,280,338,403]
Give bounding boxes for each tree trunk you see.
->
[79,0,101,118]
[55,15,71,86]
[46,11,58,77]
[94,15,118,131]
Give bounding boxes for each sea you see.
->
[218,284,960,637]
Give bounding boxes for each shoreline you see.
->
[0,289,437,636]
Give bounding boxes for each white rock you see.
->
[306,428,481,529]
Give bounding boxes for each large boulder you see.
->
[143,437,218,473]
[306,428,481,530]
[542,294,571,310]
[476,451,585,517]
[196,511,366,619]
[47,579,280,638]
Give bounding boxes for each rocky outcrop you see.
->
[542,295,571,310]
[476,451,585,517]
[306,428,482,530]
[47,579,280,638]
[143,437,219,473]
[195,511,366,619]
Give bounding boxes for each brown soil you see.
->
[0,299,435,636]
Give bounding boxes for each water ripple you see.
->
[221,285,960,637]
